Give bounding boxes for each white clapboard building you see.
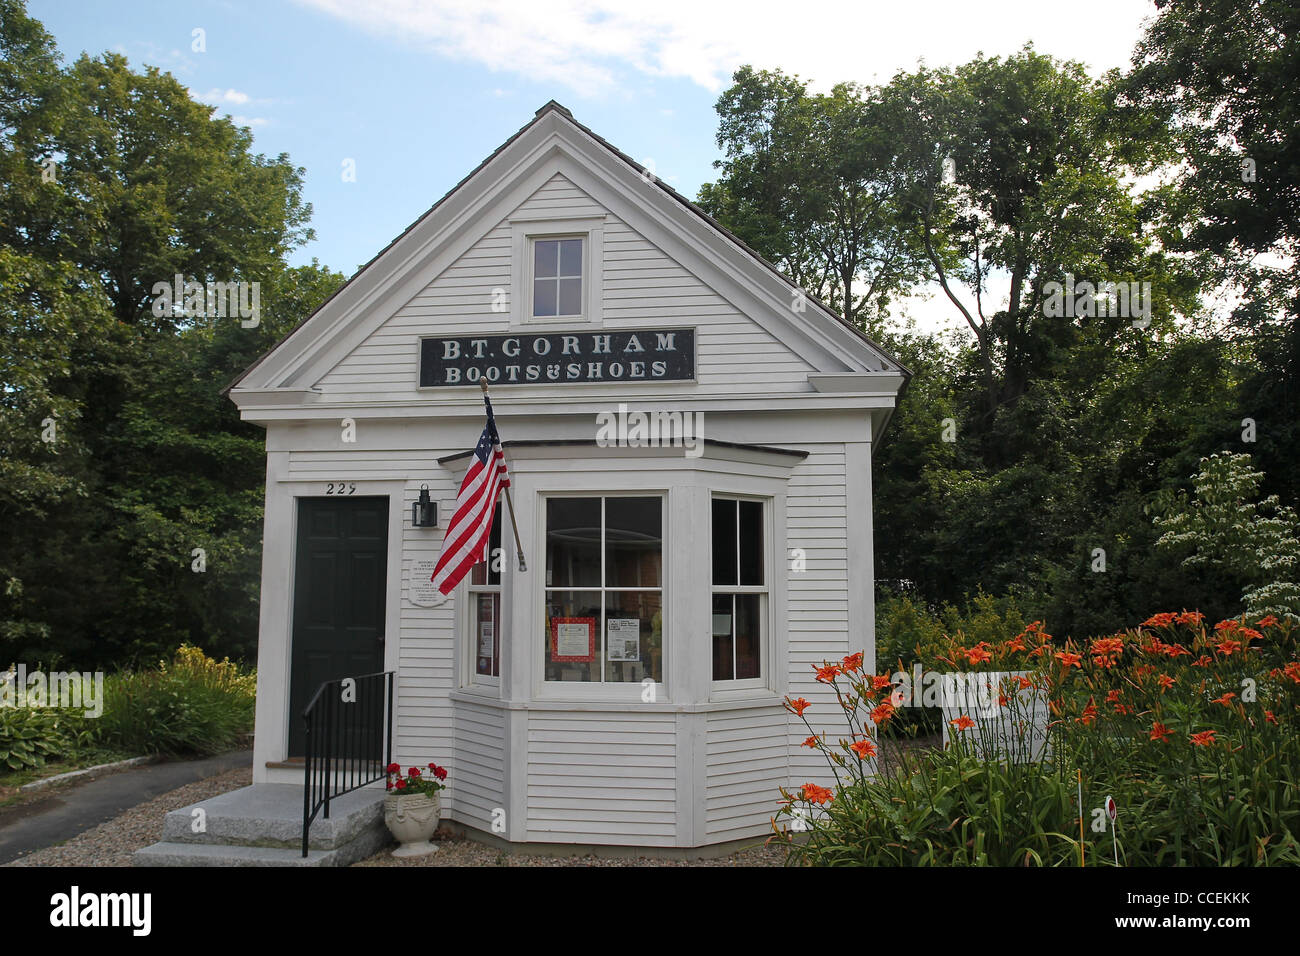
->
[225,102,907,852]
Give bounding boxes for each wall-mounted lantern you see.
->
[412,485,438,528]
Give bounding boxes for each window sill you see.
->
[447,689,784,714]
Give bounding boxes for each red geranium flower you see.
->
[386,762,400,774]
[395,778,408,790]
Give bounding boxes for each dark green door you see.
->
[288,496,388,756]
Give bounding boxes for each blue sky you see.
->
[29,0,1157,328]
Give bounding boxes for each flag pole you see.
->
[481,380,527,572]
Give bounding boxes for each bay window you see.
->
[711,496,766,683]
[544,495,663,683]
[467,510,503,680]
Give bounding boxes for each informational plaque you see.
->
[550,616,596,662]
[606,618,640,661]
[410,559,439,607]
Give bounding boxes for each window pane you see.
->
[735,593,761,679]
[533,279,557,317]
[534,239,558,278]
[739,500,763,585]
[559,238,582,276]
[469,510,503,586]
[474,591,500,677]
[545,590,600,682]
[605,497,661,587]
[557,277,582,315]
[604,590,661,683]
[546,497,601,587]
[711,593,734,680]
[711,498,737,586]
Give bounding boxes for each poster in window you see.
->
[606,618,640,661]
[478,620,495,658]
[551,616,596,662]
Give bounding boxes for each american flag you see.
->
[430,396,510,596]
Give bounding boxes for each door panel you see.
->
[288,496,388,756]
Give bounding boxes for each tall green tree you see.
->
[698,66,927,332]
[1,0,333,667]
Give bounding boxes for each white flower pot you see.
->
[384,791,441,857]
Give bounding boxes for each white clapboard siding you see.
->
[784,445,853,785]
[315,174,812,398]
[451,699,506,831]
[705,706,789,839]
[525,711,677,844]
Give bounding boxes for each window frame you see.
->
[463,510,505,689]
[509,216,605,327]
[537,490,668,699]
[710,493,772,693]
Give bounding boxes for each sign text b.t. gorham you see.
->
[419,328,695,387]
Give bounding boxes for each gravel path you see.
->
[5,765,255,867]
[354,833,787,866]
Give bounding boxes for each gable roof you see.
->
[225,100,908,401]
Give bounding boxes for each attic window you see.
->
[509,216,604,327]
[533,237,583,317]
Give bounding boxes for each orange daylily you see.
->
[848,739,877,760]
[786,697,811,716]
[815,664,842,684]
[1211,691,1237,707]
[1055,651,1082,668]
[841,652,864,673]
[949,715,976,731]
[800,783,834,805]
[1190,730,1217,747]
[800,735,820,748]
[1150,722,1171,742]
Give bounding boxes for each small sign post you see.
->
[1106,795,1118,867]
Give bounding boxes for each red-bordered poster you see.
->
[550,616,596,662]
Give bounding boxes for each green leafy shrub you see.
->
[94,644,256,757]
[0,707,89,771]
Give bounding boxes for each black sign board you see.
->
[419,328,695,387]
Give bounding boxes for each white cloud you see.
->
[292,0,1158,96]
[229,115,270,128]
[197,87,252,106]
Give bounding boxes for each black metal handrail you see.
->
[301,670,395,857]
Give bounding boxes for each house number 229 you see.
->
[325,482,357,495]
